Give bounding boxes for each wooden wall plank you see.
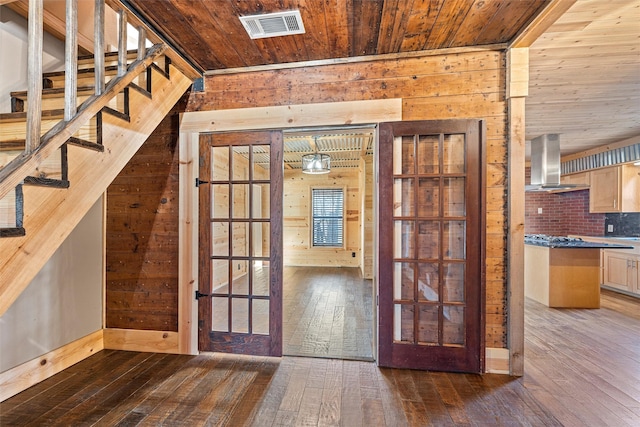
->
[105,92,190,331]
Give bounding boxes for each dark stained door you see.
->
[198,131,283,356]
[378,120,484,373]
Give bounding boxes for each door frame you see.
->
[177,100,512,373]
[177,99,403,356]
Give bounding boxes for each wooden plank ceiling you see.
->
[526,0,640,156]
[126,0,548,71]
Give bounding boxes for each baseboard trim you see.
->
[0,329,104,402]
[485,347,510,374]
[103,328,180,353]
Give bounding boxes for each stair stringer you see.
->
[0,64,193,316]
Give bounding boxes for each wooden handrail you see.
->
[0,43,168,199]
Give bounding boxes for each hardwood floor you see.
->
[1,289,639,426]
[283,266,373,361]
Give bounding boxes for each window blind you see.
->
[312,188,344,247]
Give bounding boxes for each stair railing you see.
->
[0,0,184,200]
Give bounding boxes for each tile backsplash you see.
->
[605,213,640,237]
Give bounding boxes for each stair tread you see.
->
[0,109,65,123]
[11,86,96,99]
[43,65,121,79]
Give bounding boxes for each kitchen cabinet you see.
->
[602,250,639,294]
[561,171,590,187]
[589,165,640,213]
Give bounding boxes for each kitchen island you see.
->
[524,235,633,308]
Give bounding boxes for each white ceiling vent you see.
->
[239,10,305,39]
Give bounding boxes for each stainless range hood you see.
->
[525,134,587,192]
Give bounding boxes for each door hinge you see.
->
[195,290,210,299]
[376,295,379,306]
[195,178,210,187]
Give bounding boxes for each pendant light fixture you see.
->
[302,137,330,174]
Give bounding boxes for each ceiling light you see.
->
[302,152,330,174]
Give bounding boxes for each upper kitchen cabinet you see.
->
[561,171,590,187]
[589,165,640,213]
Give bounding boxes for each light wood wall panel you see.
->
[283,169,362,268]
[187,48,509,349]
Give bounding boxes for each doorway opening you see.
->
[281,126,377,361]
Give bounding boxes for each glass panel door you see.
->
[379,120,483,373]
[198,131,283,356]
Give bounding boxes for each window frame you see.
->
[309,186,346,249]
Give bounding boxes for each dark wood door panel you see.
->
[378,119,485,373]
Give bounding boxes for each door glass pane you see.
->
[252,145,270,179]
[417,221,439,259]
[418,306,438,344]
[211,184,229,219]
[418,263,439,301]
[417,135,439,174]
[443,263,464,302]
[443,178,465,216]
[252,184,269,219]
[232,146,250,180]
[232,298,249,333]
[394,262,414,300]
[443,134,465,174]
[211,222,229,256]
[212,297,228,332]
[443,306,464,346]
[252,222,269,257]
[232,260,249,295]
[232,184,249,218]
[232,223,249,256]
[211,146,229,181]
[393,136,415,175]
[253,260,270,296]
[394,221,414,258]
[252,299,269,335]
[393,178,414,216]
[211,260,229,293]
[443,221,465,260]
[393,304,414,343]
[417,178,439,217]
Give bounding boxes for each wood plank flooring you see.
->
[1,289,639,426]
[283,267,373,361]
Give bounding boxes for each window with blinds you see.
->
[312,188,344,247]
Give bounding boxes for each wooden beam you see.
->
[25,0,43,154]
[0,63,192,316]
[179,99,403,133]
[64,0,78,121]
[178,131,199,355]
[94,0,105,95]
[0,43,167,200]
[507,48,529,98]
[510,0,578,48]
[117,9,127,76]
[507,95,526,376]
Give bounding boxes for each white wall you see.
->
[0,197,103,372]
[0,5,65,113]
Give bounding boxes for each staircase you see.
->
[0,1,196,316]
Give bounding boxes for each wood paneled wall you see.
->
[105,94,189,331]
[283,168,362,268]
[188,48,509,349]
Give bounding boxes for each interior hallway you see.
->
[1,291,639,426]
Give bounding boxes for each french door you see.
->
[378,120,484,373]
[198,131,283,356]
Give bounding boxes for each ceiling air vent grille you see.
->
[239,11,305,39]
